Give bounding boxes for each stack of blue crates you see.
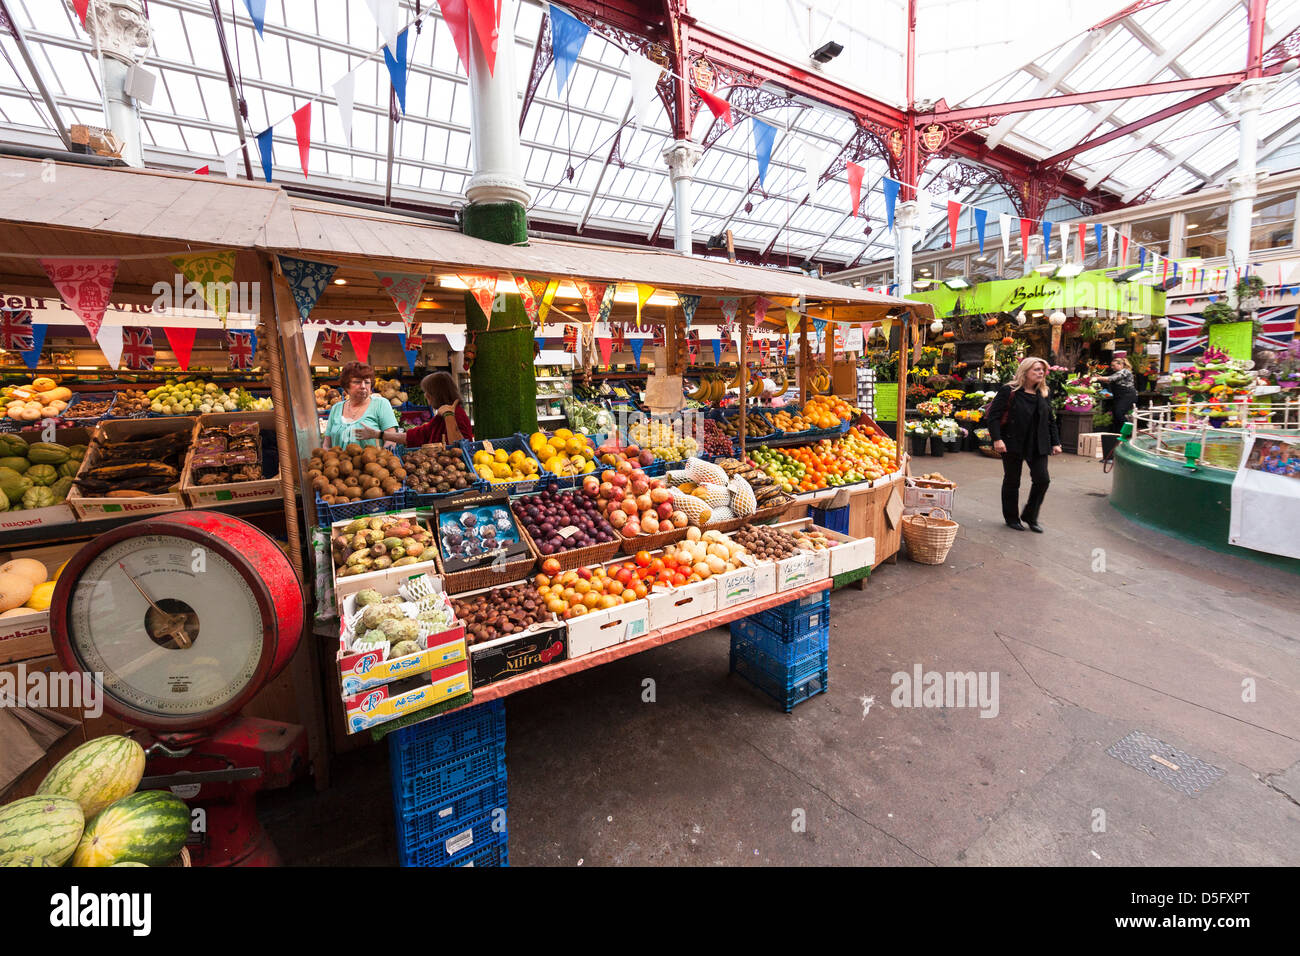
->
[729,591,830,712]
[387,700,509,866]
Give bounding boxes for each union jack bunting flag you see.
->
[0,308,34,351]
[686,328,699,365]
[1168,307,1297,355]
[1256,306,1298,351]
[122,327,155,371]
[227,330,255,370]
[1165,314,1206,354]
[320,329,345,362]
[611,325,626,352]
[563,324,578,353]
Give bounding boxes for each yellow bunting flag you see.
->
[170,251,237,325]
[538,278,560,325]
[635,284,655,330]
[785,309,801,334]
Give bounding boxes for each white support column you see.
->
[1224,77,1275,303]
[465,0,530,207]
[1025,234,1045,276]
[75,0,151,168]
[894,200,920,294]
[663,140,702,255]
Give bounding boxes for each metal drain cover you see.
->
[1106,731,1225,796]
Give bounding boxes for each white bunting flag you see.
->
[1059,221,1069,263]
[302,324,321,361]
[365,0,401,56]
[96,325,124,370]
[1107,225,1117,264]
[802,141,831,202]
[999,213,1011,261]
[626,52,660,130]
[334,70,357,147]
[222,149,240,180]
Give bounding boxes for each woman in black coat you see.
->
[988,357,1062,532]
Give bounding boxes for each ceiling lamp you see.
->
[1048,310,1067,327]
[943,276,971,290]
[930,319,944,334]
[811,41,844,63]
[1056,263,1084,278]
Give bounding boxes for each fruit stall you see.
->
[0,156,934,869]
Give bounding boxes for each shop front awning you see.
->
[906,269,1167,318]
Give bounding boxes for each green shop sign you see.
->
[906,270,1166,317]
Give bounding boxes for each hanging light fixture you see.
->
[1048,310,1067,327]
[930,319,944,334]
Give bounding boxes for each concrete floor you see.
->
[260,451,1300,866]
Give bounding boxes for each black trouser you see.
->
[1111,392,1136,429]
[1001,452,1050,524]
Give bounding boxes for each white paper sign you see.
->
[1229,434,1300,559]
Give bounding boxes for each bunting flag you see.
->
[695,85,733,127]
[1139,247,1147,270]
[1020,218,1032,259]
[41,258,118,338]
[611,324,626,352]
[20,323,48,371]
[1041,219,1052,255]
[319,329,345,363]
[627,51,660,129]
[460,273,499,320]
[629,338,644,368]
[292,103,312,175]
[404,327,423,353]
[241,0,266,37]
[1059,220,1069,262]
[1078,222,1088,260]
[574,281,607,323]
[194,165,210,176]
[1095,223,1104,258]
[974,208,987,254]
[596,335,613,366]
[947,200,960,249]
[122,327,155,371]
[222,149,241,179]
[256,127,273,182]
[171,251,238,323]
[227,330,256,370]
[514,274,542,325]
[164,327,197,371]
[802,141,830,202]
[754,297,770,325]
[875,170,891,226]
[1107,225,1117,263]
[0,308,35,351]
[778,335,788,363]
[999,213,1011,260]
[785,308,800,333]
[550,4,589,96]
[597,283,617,325]
[562,324,579,353]
[1120,233,1130,264]
[752,118,776,185]
[348,330,373,364]
[334,71,356,145]
[758,338,770,364]
[537,278,560,325]
[677,293,700,329]
[652,324,666,348]
[278,256,337,321]
[634,284,655,329]
[376,270,428,335]
[686,334,698,367]
[398,333,419,373]
[302,325,321,360]
[383,28,409,113]
[719,297,739,330]
[466,0,501,75]
[711,338,722,365]
[365,0,401,56]
[438,0,473,75]
[73,0,90,26]
[96,326,124,370]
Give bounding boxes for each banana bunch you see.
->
[747,377,765,399]
[687,376,727,402]
[808,365,832,394]
[771,368,790,397]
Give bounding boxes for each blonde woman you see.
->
[988,357,1062,532]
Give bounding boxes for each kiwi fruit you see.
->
[363,486,384,499]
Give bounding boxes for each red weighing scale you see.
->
[50,511,308,867]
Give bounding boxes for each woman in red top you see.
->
[355,371,474,446]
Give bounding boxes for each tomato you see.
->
[671,572,687,587]
[632,582,648,599]
[657,569,674,584]
[634,550,652,567]
[615,567,634,587]
[649,558,664,574]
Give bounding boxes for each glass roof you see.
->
[0,0,1297,270]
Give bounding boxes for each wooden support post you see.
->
[800,315,812,404]
[825,307,836,396]
[896,311,912,470]
[738,312,749,457]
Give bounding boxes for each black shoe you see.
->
[1005,520,1026,531]
[1022,519,1044,533]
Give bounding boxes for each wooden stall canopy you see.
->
[0,155,931,323]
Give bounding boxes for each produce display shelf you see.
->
[0,497,284,549]
[413,578,833,722]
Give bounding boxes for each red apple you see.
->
[576,566,592,580]
[656,501,673,520]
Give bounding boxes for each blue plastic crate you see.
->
[394,777,508,849]
[753,590,830,626]
[460,433,543,494]
[750,598,830,641]
[397,810,507,867]
[454,836,509,867]
[396,741,507,811]
[730,633,829,687]
[388,700,506,781]
[812,504,850,534]
[730,651,828,713]
[732,619,829,664]
[315,491,410,528]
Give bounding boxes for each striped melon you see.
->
[0,795,84,866]
[37,735,146,818]
[72,791,190,868]
[0,852,56,867]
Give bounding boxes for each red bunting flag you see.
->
[1020,219,1032,260]
[164,327,197,371]
[194,165,210,176]
[947,201,961,249]
[40,258,118,338]
[292,103,312,177]
[320,329,345,362]
[73,0,90,26]
[695,86,733,128]
[596,336,612,366]
[460,274,498,321]
[846,162,864,218]
[1120,234,1130,263]
[437,0,473,74]
[465,0,501,76]
[574,281,608,323]
[347,331,372,364]
[1078,222,1087,259]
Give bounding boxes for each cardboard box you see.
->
[715,561,777,610]
[181,410,283,507]
[343,658,471,734]
[0,542,83,664]
[470,624,567,688]
[430,488,532,575]
[645,577,717,630]
[339,629,468,697]
[0,427,92,532]
[67,418,192,519]
[565,598,649,657]
[330,512,441,611]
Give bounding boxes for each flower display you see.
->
[955,409,983,422]
[916,400,954,417]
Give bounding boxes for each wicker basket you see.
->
[516,520,620,572]
[617,524,688,554]
[901,508,958,565]
[434,546,539,594]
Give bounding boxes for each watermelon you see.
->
[0,852,56,867]
[37,735,146,818]
[72,791,190,867]
[0,795,84,866]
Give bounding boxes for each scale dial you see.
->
[51,512,303,732]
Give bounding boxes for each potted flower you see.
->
[934,417,962,453]
[1235,275,1266,310]
[905,420,931,457]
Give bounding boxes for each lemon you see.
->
[493,448,508,464]
[25,582,55,611]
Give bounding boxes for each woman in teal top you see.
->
[323,362,398,449]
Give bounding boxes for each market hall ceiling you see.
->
[0,0,1297,270]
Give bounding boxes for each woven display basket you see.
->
[617,524,688,554]
[516,520,620,572]
[901,508,958,565]
[434,547,539,594]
